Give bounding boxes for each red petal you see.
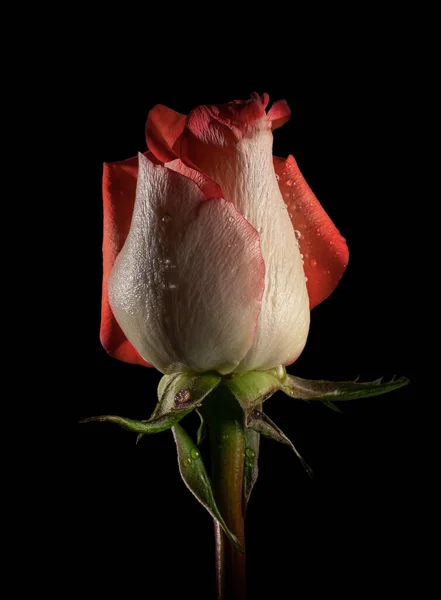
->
[101,153,157,367]
[179,93,271,177]
[145,104,186,163]
[274,155,349,309]
[267,99,291,130]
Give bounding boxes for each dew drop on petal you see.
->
[311,258,317,267]
[184,457,192,467]
[287,180,293,187]
[190,448,200,460]
[295,230,302,240]
[245,448,255,458]
[275,174,280,181]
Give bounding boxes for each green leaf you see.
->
[243,426,260,515]
[81,371,221,436]
[172,423,244,553]
[196,409,207,446]
[223,369,284,415]
[282,374,409,402]
[246,410,313,478]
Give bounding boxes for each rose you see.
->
[101,93,348,375]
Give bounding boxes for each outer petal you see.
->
[178,94,310,372]
[101,153,159,367]
[145,104,186,163]
[108,153,265,375]
[101,153,222,367]
[164,158,222,199]
[274,155,349,309]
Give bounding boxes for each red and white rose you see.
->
[101,93,349,374]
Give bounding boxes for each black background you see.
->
[75,60,424,599]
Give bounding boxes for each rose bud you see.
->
[101,93,349,375]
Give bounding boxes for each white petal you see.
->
[203,121,310,371]
[108,154,265,375]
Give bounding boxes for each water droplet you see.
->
[295,230,302,240]
[305,276,308,282]
[293,181,297,186]
[174,389,191,406]
[245,458,253,468]
[228,216,233,222]
[281,170,287,176]
[190,448,200,460]
[164,258,176,269]
[161,214,172,223]
[311,259,317,267]
[245,448,255,458]
[168,283,178,290]
[184,457,192,467]
[287,180,293,187]
[275,174,280,181]
[300,253,304,259]
[288,213,293,218]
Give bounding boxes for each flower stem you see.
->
[203,388,246,600]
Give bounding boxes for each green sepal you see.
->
[243,424,260,515]
[246,409,313,478]
[223,368,286,415]
[172,423,244,553]
[196,409,207,446]
[283,374,410,402]
[321,400,343,413]
[81,371,221,436]
[222,368,409,416]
